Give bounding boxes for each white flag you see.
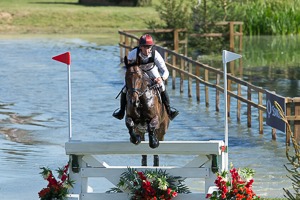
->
[222,50,242,63]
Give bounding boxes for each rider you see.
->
[112,34,179,121]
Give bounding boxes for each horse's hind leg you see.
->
[153,155,159,166]
[142,155,147,166]
[125,117,141,145]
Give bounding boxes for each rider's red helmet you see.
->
[139,34,154,46]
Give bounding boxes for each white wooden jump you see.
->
[65,140,225,200]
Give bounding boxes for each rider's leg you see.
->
[112,91,126,120]
[161,89,179,120]
[146,67,179,120]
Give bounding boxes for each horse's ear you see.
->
[124,56,128,67]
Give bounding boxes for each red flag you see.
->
[52,52,71,65]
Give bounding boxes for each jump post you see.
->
[65,140,225,200]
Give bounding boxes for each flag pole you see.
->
[222,50,242,171]
[67,64,72,141]
[222,50,229,171]
[52,52,72,141]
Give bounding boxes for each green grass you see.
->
[0,0,161,43]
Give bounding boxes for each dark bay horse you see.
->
[124,56,170,166]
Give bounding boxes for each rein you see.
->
[138,83,159,97]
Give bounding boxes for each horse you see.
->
[124,56,170,166]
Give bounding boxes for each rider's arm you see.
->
[127,48,138,63]
[154,50,169,81]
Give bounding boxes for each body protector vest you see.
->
[134,46,156,72]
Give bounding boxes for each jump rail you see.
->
[65,140,225,200]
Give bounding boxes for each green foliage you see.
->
[274,102,300,200]
[283,165,300,200]
[147,0,300,54]
[145,0,191,51]
[234,0,300,35]
[146,0,191,29]
[283,129,300,200]
[188,0,232,54]
[106,167,190,199]
[192,0,229,31]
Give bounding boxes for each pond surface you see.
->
[201,35,300,98]
[0,35,295,199]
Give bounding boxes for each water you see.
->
[0,36,292,199]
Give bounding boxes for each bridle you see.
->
[126,66,146,98]
[127,67,159,98]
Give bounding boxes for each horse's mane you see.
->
[124,55,153,86]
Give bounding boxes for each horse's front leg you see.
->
[125,116,141,145]
[148,116,159,149]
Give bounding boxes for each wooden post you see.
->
[173,29,179,53]
[130,38,135,49]
[272,128,277,141]
[237,83,241,122]
[227,79,232,117]
[205,69,209,107]
[239,23,243,52]
[172,29,179,90]
[120,34,123,63]
[229,22,234,52]
[196,64,200,102]
[285,100,292,144]
[188,59,192,98]
[125,36,129,56]
[180,57,184,93]
[216,74,220,112]
[247,87,252,128]
[184,33,188,56]
[172,54,176,90]
[294,101,300,143]
[258,92,264,135]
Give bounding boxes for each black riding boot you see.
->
[112,92,126,120]
[161,91,179,120]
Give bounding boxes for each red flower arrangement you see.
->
[206,164,260,200]
[38,163,74,200]
[107,167,190,200]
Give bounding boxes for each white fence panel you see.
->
[65,140,225,200]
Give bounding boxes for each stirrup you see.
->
[112,108,125,120]
[169,107,179,121]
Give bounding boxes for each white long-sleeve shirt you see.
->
[127,48,169,81]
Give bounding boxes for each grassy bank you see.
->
[0,0,161,44]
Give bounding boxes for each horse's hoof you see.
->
[130,135,141,145]
[149,134,159,149]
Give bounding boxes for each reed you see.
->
[236,0,300,35]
